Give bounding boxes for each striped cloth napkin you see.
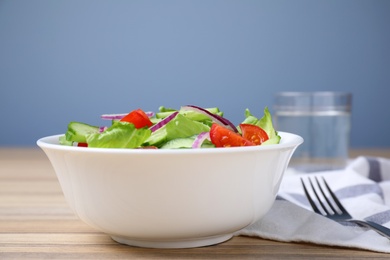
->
[235,156,390,253]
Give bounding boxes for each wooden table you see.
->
[1,148,390,259]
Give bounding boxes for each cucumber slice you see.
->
[156,108,223,120]
[59,135,73,146]
[160,137,215,149]
[156,111,176,119]
[65,121,100,143]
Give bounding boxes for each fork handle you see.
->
[349,219,390,240]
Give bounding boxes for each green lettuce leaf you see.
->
[59,135,73,146]
[144,113,210,147]
[86,122,151,148]
[241,107,281,145]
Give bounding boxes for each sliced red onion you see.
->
[101,111,155,120]
[192,132,210,148]
[145,111,155,117]
[149,111,178,132]
[99,126,108,132]
[101,113,127,120]
[181,105,238,132]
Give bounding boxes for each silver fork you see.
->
[301,176,390,239]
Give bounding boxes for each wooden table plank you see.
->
[1,147,390,259]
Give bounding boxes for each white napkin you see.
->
[235,156,390,253]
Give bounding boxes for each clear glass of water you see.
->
[274,92,352,173]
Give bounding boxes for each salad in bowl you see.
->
[37,105,302,248]
[59,105,281,149]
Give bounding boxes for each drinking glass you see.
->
[274,92,352,172]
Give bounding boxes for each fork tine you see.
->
[303,177,390,239]
[314,176,338,215]
[300,178,322,214]
[308,177,333,215]
[320,176,351,217]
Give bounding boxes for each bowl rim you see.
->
[36,131,303,155]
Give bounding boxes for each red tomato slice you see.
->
[210,123,255,148]
[120,109,153,129]
[239,124,269,145]
[77,142,88,147]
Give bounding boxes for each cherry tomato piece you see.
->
[239,124,269,145]
[120,109,153,129]
[210,123,255,148]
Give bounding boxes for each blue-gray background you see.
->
[1,0,389,147]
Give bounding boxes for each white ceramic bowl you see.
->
[37,132,302,248]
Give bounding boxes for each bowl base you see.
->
[111,234,233,248]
